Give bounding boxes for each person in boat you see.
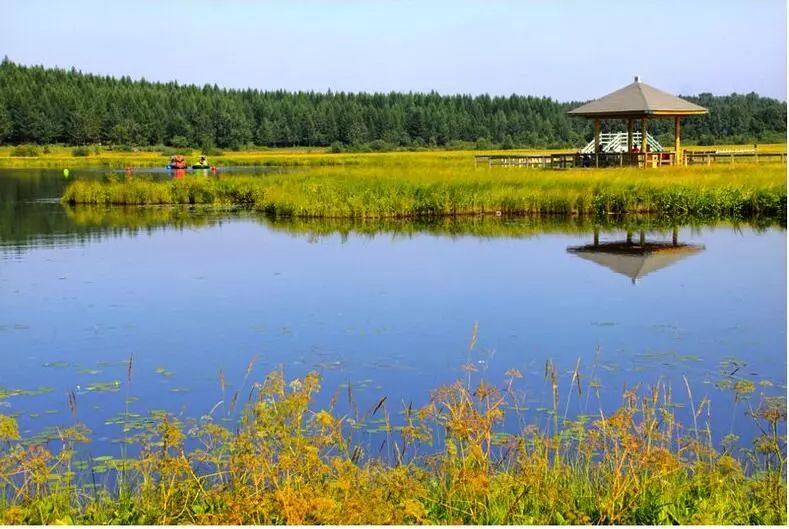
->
[170,155,187,169]
[199,155,207,167]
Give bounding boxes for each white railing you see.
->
[581,132,663,154]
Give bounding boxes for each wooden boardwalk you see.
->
[475,152,674,169]
[475,150,786,169]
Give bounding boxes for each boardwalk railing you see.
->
[475,151,787,169]
[684,151,787,165]
[475,152,674,169]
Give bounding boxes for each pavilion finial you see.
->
[634,75,640,82]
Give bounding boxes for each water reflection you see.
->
[567,228,705,284]
[1,168,784,253]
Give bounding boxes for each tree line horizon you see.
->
[0,59,785,151]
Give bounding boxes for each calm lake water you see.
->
[0,168,786,453]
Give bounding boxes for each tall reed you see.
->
[61,164,787,220]
[0,366,784,524]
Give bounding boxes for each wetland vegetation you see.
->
[61,162,787,220]
[0,362,786,525]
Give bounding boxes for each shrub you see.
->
[329,141,344,153]
[475,137,493,150]
[10,144,40,157]
[71,146,90,157]
[369,139,390,152]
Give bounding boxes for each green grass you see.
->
[1,143,785,168]
[61,163,787,220]
[0,364,785,525]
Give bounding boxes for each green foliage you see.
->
[169,135,190,149]
[0,59,785,149]
[10,144,40,157]
[475,137,493,150]
[0,101,11,143]
[200,146,223,157]
[61,163,787,221]
[71,146,90,157]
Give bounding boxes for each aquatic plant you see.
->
[0,366,784,524]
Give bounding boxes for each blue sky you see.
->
[1,0,786,100]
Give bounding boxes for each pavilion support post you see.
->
[594,119,601,152]
[627,119,634,152]
[674,116,681,166]
[641,118,648,169]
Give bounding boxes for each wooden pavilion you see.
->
[567,76,708,166]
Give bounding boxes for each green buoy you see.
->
[63,168,70,179]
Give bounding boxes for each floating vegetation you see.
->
[154,367,174,378]
[82,380,121,393]
[0,367,785,525]
[0,386,55,400]
[41,361,71,369]
[635,350,703,363]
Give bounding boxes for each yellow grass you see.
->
[0,143,784,168]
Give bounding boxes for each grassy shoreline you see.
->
[61,163,787,220]
[0,368,785,525]
[1,144,786,168]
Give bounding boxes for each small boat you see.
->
[168,154,187,170]
[192,155,210,170]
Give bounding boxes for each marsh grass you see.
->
[0,361,785,524]
[1,144,785,169]
[61,163,786,220]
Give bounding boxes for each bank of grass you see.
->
[0,365,785,525]
[0,146,556,169]
[61,163,787,219]
[1,143,785,168]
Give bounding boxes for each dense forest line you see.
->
[0,59,785,150]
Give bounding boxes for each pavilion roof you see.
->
[568,77,708,118]
[567,242,705,282]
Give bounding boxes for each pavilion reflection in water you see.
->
[567,228,705,284]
